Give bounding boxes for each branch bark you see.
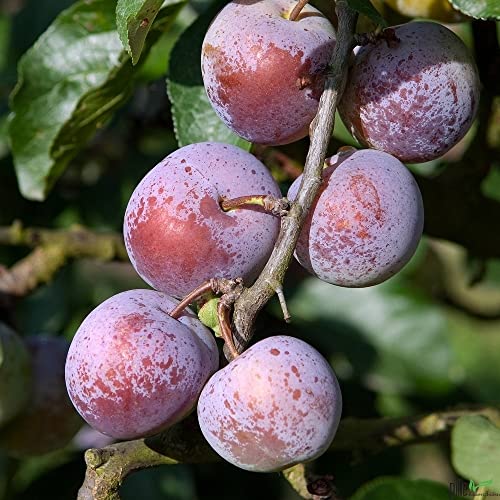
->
[231,0,358,354]
[77,405,500,500]
[0,222,127,297]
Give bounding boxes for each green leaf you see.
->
[166,4,251,149]
[448,0,500,20]
[451,415,500,489]
[9,0,184,201]
[198,297,221,337]
[351,477,461,500]
[346,0,387,27]
[287,271,458,395]
[116,0,164,64]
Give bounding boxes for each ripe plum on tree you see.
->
[202,0,336,145]
[288,149,424,287]
[124,142,281,298]
[0,336,82,457]
[65,289,218,440]
[338,21,480,163]
[197,336,342,472]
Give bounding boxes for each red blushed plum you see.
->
[338,21,480,163]
[197,336,342,472]
[124,142,281,298]
[65,290,218,440]
[0,323,31,427]
[288,149,424,287]
[201,0,335,145]
[0,336,82,457]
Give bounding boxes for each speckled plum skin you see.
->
[124,142,281,297]
[65,289,218,440]
[197,336,342,472]
[288,149,424,287]
[201,0,335,145]
[1,337,82,457]
[338,21,480,163]
[0,323,31,427]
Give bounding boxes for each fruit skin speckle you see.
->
[65,289,218,440]
[124,142,281,298]
[339,21,480,163]
[202,0,335,145]
[197,335,342,472]
[288,149,424,287]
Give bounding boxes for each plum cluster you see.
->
[61,0,481,474]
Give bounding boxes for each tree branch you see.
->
[231,1,358,354]
[77,415,218,500]
[77,405,500,499]
[0,222,127,297]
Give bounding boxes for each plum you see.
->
[0,323,31,427]
[338,21,480,163]
[197,335,342,472]
[202,0,336,145]
[288,149,424,287]
[0,336,82,457]
[124,142,281,298]
[65,289,218,440]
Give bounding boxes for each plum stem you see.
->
[220,195,290,216]
[217,300,239,359]
[169,278,244,358]
[169,278,244,319]
[169,281,214,319]
[288,0,310,21]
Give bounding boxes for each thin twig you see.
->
[276,286,291,323]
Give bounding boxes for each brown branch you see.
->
[230,1,358,355]
[77,414,218,500]
[0,222,127,297]
[283,463,339,500]
[77,405,500,499]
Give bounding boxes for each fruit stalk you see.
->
[230,0,358,356]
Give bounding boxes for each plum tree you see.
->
[0,336,82,457]
[201,0,336,145]
[124,142,281,298]
[197,336,342,472]
[288,149,424,287]
[65,289,219,440]
[338,21,480,163]
[0,323,30,427]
